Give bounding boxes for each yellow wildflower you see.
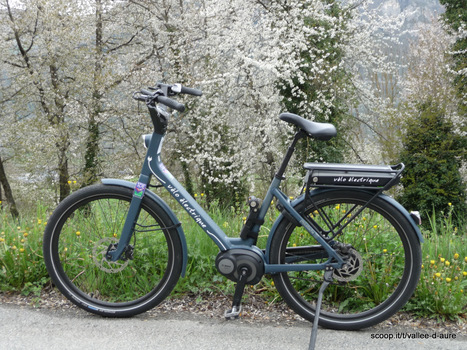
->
[23,233,28,237]
[445,261,450,267]
[76,231,81,236]
[430,260,435,265]
[440,257,445,263]
[19,248,25,253]
[463,271,467,277]
[435,273,441,278]
[454,253,459,260]
[383,249,388,253]
[446,278,451,283]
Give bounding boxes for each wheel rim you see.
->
[50,194,174,307]
[277,197,414,321]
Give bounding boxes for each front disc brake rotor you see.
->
[92,237,129,273]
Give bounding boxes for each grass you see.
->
[0,196,465,321]
[404,206,467,320]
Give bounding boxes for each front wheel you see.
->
[269,190,421,330]
[43,184,183,317]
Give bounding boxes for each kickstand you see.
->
[308,266,333,350]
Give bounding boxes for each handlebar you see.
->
[133,83,202,112]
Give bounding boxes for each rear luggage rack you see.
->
[304,163,404,191]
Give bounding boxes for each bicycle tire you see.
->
[43,184,183,317]
[269,190,421,330]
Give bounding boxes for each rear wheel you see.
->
[43,184,183,317]
[269,190,421,330]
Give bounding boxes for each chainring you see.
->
[92,237,129,273]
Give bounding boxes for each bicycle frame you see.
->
[106,127,346,274]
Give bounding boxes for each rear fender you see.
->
[101,179,188,277]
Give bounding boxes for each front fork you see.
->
[105,134,162,262]
[105,174,151,261]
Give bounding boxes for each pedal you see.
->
[224,305,242,320]
[224,267,249,320]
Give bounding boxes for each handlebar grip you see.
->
[156,95,185,112]
[180,86,203,96]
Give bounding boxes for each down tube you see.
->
[148,158,232,251]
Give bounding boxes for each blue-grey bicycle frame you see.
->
[106,130,346,274]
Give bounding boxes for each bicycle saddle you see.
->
[279,112,337,141]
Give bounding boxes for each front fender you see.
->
[265,188,423,263]
[101,179,188,277]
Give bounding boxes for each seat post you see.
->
[275,130,306,180]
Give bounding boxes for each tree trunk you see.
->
[0,155,19,218]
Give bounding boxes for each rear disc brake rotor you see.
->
[333,248,363,282]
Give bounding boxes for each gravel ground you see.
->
[1,287,466,337]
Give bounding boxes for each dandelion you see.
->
[445,260,450,267]
[194,193,198,198]
[20,239,25,243]
[383,249,387,253]
[37,219,42,225]
[73,180,77,184]
[19,248,25,253]
[465,257,467,263]
[293,243,297,247]
[453,253,459,260]
[270,281,274,287]
[223,222,229,228]
[76,231,81,236]
[11,245,17,250]
[201,193,205,197]
[113,233,117,238]
[17,226,21,230]
[23,232,28,237]
[68,180,72,184]
[440,257,445,263]
[446,278,451,283]
[335,204,340,210]
[430,260,435,265]
[289,196,294,200]
[463,271,467,277]
[373,225,378,229]
[448,203,452,206]
[0,238,4,243]
[435,272,441,278]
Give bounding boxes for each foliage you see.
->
[0,204,49,293]
[405,207,467,320]
[397,101,467,226]
[439,0,467,113]
[1,200,466,320]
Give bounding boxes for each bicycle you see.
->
[43,82,423,334]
